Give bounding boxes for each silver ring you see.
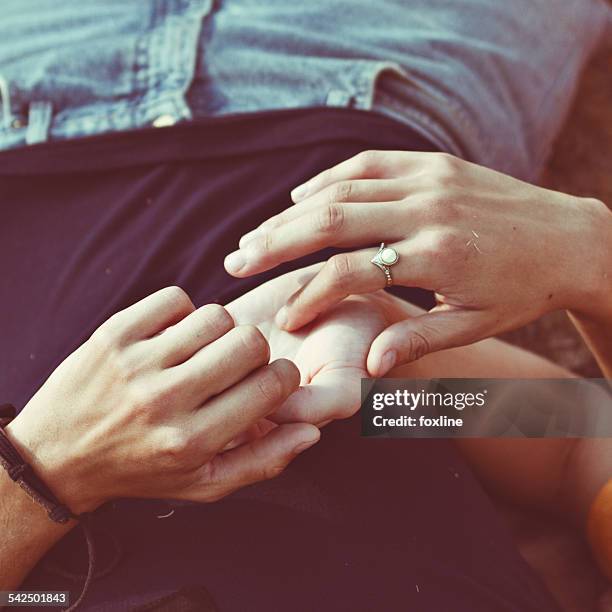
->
[370,242,399,286]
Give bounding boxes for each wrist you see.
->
[563,197,612,321]
[0,467,74,590]
[5,414,103,515]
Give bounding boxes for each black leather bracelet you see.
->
[0,403,100,611]
[0,404,77,524]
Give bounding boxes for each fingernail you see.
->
[291,183,308,202]
[239,229,261,249]
[378,350,397,376]
[275,306,288,329]
[224,250,246,274]
[293,435,320,455]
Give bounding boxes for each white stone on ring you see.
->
[371,242,399,286]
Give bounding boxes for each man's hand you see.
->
[225,151,612,376]
[227,264,397,425]
[7,287,320,514]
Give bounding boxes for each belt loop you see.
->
[326,90,352,107]
[26,101,53,144]
[0,74,14,130]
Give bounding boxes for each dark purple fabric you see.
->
[0,109,560,611]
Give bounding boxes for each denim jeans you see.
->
[0,0,610,179]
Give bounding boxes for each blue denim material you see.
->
[0,0,610,179]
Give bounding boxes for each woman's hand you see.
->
[226,265,397,425]
[225,151,611,375]
[6,287,320,514]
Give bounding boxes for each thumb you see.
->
[184,423,321,502]
[367,308,485,376]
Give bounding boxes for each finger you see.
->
[367,308,489,376]
[276,250,387,331]
[226,263,323,325]
[169,324,270,405]
[239,179,409,248]
[290,150,418,202]
[191,358,301,451]
[147,304,234,367]
[277,234,442,331]
[270,370,362,425]
[225,201,408,277]
[183,423,320,502]
[98,286,195,344]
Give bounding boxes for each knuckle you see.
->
[128,377,177,417]
[432,151,457,169]
[254,231,274,256]
[163,285,194,313]
[254,366,287,405]
[329,181,353,204]
[262,463,286,481]
[443,230,462,252]
[128,382,155,416]
[430,230,459,258]
[327,253,355,290]
[316,203,345,235]
[236,325,269,360]
[245,442,289,482]
[92,318,123,350]
[430,152,460,184]
[257,218,275,233]
[406,332,431,362]
[201,303,234,336]
[355,149,379,173]
[418,230,457,267]
[110,347,140,382]
[159,428,193,464]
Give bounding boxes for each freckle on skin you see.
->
[548,293,553,300]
